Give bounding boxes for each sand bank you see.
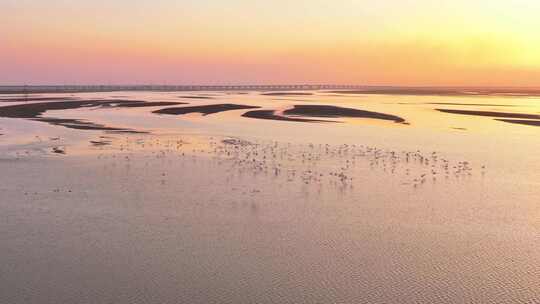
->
[283,105,406,123]
[436,109,540,120]
[154,104,259,116]
[241,110,330,122]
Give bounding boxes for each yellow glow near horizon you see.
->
[1,0,540,85]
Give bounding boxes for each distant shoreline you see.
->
[0,85,358,94]
[2,85,540,96]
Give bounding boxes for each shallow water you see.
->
[0,91,539,303]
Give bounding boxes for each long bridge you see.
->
[0,84,363,94]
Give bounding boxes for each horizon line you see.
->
[2,84,540,95]
[2,84,540,89]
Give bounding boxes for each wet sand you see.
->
[261,92,314,96]
[0,100,178,132]
[242,109,331,122]
[0,96,78,102]
[179,95,214,99]
[112,101,185,108]
[0,90,539,304]
[154,104,259,116]
[283,105,406,123]
[497,119,540,127]
[0,100,182,118]
[436,108,540,119]
[36,117,142,132]
[427,102,518,107]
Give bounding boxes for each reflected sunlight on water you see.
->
[0,90,539,303]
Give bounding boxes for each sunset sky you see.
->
[2,0,540,86]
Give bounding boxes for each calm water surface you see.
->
[0,91,539,303]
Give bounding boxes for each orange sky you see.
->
[1,0,540,86]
